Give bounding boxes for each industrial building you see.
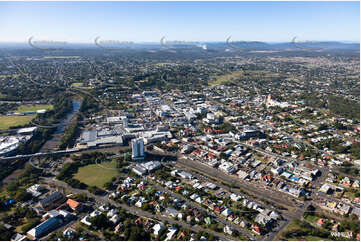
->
[27,217,62,239]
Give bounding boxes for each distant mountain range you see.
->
[0,41,359,51]
[206,41,360,50]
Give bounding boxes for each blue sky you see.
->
[0,1,359,43]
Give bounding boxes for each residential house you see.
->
[317,219,325,227]
[251,224,261,235]
[66,199,82,212]
[223,226,233,235]
[63,228,75,239]
[153,223,165,236]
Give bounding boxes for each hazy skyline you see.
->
[0,1,360,43]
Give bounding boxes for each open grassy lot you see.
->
[73,160,120,188]
[43,56,80,59]
[0,74,20,78]
[156,62,176,66]
[210,69,279,85]
[0,115,36,130]
[304,214,321,224]
[283,235,327,241]
[15,104,53,113]
[210,70,244,85]
[276,219,331,241]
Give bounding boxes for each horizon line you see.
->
[0,40,360,44]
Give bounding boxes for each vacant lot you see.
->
[73,160,120,188]
[15,104,53,113]
[0,115,36,130]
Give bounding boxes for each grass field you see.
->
[275,219,304,241]
[210,70,244,85]
[43,56,80,59]
[156,62,176,66]
[304,214,320,224]
[0,115,36,130]
[210,69,278,85]
[73,160,120,188]
[15,104,53,113]
[0,74,20,78]
[283,235,326,241]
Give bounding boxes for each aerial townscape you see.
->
[0,1,360,241]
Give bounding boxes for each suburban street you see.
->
[42,177,238,241]
[145,177,257,240]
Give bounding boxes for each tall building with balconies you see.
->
[131,138,144,161]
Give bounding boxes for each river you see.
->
[40,100,81,152]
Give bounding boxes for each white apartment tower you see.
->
[122,117,129,128]
[131,138,145,161]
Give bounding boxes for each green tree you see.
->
[89,214,111,230]
[0,225,14,240]
[15,189,32,202]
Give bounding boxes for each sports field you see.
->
[0,115,36,130]
[73,160,120,188]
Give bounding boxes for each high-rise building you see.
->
[131,138,144,161]
[122,116,128,128]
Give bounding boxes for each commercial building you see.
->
[132,165,147,176]
[17,127,37,135]
[178,171,193,179]
[132,161,162,176]
[39,191,66,210]
[142,130,172,144]
[78,129,123,148]
[106,116,123,124]
[26,184,45,197]
[142,161,162,172]
[240,125,261,139]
